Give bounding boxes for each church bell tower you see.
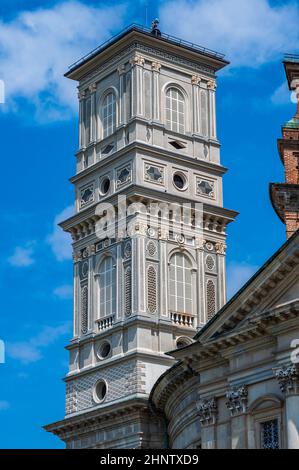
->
[270,54,299,238]
[45,23,237,448]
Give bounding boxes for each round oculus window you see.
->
[94,380,107,403]
[100,177,110,195]
[98,341,111,360]
[173,173,187,190]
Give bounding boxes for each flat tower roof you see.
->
[66,23,227,77]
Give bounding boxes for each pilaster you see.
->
[276,364,299,449]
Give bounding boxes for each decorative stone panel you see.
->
[196,177,215,199]
[206,279,216,320]
[125,265,132,316]
[147,264,158,314]
[81,285,88,335]
[144,163,164,185]
[80,183,94,208]
[116,163,132,189]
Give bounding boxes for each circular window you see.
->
[97,341,111,360]
[173,172,187,190]
[176,337,192,349]
[100,177,110,195]
[94,380,107,403]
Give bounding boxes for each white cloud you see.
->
[226,262,258,299]
[8,243,35,267]
[53,284,73,300]
[271,81,298,106]
[159,0,299,67]
[0,1,126,122]
[47,205,74,261]
[0,400,10,411]
[7,322,71,364]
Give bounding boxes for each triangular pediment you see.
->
[195,230,299,344]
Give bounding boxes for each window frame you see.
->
[168,252,194,315]
[165,86,186,134]
[97,256,116,318]
[99,89,118,140]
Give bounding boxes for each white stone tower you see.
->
[45,24,237,448]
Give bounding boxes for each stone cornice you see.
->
[149,361,198,412]
[71,140,226,184]
[60,186,237,242]
[169,299,299,366]
[44,395,150,439]
[66,28,227,82]
[194,232,299,343]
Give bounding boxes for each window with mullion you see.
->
[166,87,185,134]
[102,92,116,138]
[169,253,192,314]
[99,257,116,317]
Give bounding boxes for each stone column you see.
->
[118,64,126,126]
[215,241,227,308]
[197,397,218,449]
[73,251,82,338]
[207,80,217,139]
[191,75,201,134]
[226,385,248,449]
[88,83,97,142]
[159,225,169,318]
[196,237,206,326]
[276,364,299,449]
[151,60,161,122]
[78,90,86,149]
[130,54,145,117]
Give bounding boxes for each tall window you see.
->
[99,257,116,317]
[261,419,279,449]
[165,87,185,133]
[169,253,192,314]
[102,92,116,138]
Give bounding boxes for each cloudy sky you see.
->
[0,0,298,448]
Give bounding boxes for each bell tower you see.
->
[45,24,237,448]
[270,55,299,238]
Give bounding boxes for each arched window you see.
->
[165,87,185,133]
[169,253,192,314]
[102,92,116,138]
[99,257,116,317]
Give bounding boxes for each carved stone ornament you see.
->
[78,90,86,101]
[151,60,161,72]
[197,397,217,425]
[207,80,217,90]
[130,54,145,67]
[215,242,226,255]
[205,241,214,251]
[226,385,248,415]
[118,64,126,75]
[275,364,299,395]
[191,74,201,85]
[88,83,97,93]
[73,251,82,263]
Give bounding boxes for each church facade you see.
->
[45,25,299,449]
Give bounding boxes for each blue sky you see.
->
[0,0,298,449]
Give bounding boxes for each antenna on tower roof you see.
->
[151,18,161,37]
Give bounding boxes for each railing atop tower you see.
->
[68,23,225,73]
